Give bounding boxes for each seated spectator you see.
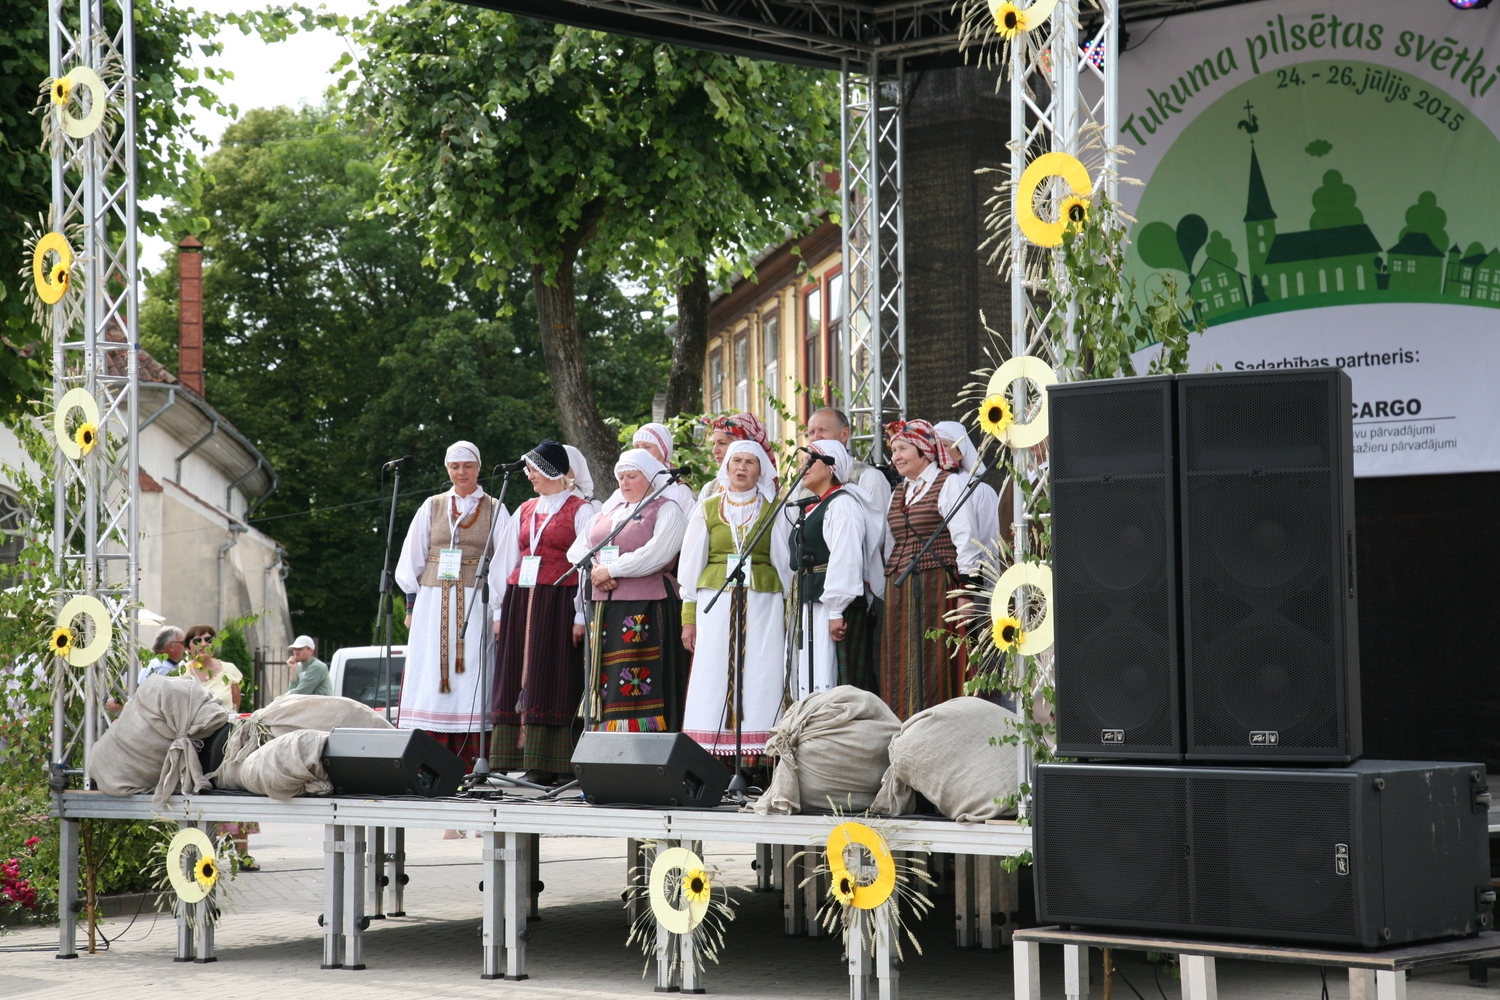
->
[141,625,185,682]
[284,635,332,696]
[183,624,243,711]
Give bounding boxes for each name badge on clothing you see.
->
[518,555,542,588]
[437,548,463,581]
[598,546,620,566]
[728,552,752,584]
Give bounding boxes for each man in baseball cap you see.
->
[284,635,332,696]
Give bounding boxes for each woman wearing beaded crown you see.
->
[880,419,982,720]
[488,439,600,784]
[568,448,689,733]
[784,438,883,698]
[394,441,510,762]
[678,439,792,757]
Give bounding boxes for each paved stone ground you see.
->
[0,822,1490,999]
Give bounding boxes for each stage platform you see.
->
[53,789,1032,993]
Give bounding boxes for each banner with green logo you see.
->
[1120,0,1500,476]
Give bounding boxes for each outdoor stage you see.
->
[53,789,1033,991]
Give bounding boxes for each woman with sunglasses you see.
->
[182,624,243,711]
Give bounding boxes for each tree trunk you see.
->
[532,259,619,496]
[661,259,711,419]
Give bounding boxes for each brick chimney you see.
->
[177,236,204,396]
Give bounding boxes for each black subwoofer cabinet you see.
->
[1034,760,1493,948]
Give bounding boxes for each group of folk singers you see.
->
[393,408,1009,787]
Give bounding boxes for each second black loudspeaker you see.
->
[1049,375,1182,759]
[571,732,729,807]
[1177,368,1360,762]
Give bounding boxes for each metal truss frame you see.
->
[839,58,905,462]
[48,0,140,785]
[1006,0,1119,809]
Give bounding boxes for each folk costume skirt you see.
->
[587,598,688,733]
[787,598,876,701]
[681,585,786,756]
[398,581,490,735]
[489,583,584,773]
[880,565,962,720]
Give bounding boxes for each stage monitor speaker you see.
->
[322,727,467,798]
[1049,375,1183,760]
[1178,368,1361,762]
[571,732,729,808]
[1034,761,1494,948]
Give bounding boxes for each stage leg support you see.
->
[976,855,999,950]
[322,823,344,969]
[874,905,899,1000]
[503,830,529,980]
[783,845,806,936]
[848,908,872,1000]
[1181,954,1218,1000]
[679,925,704,995]
[369,826,385,919]
[342,825,366,970]
[804,846,829,938]
[1013,939,1041,1000]
[528,832,541,920]
[57,817,78,959]
[1376,971,1407,1000]
[175,900,195,962]
[388,827,406,916]
[771,843,786,891]
[954,855,976,948]
[1063,944,1088,1000]
[481,831,507,980]
[626,838,646,927]
[756,843,774,892]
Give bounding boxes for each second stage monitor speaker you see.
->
[1177,368,1361,762]
[571,731,729,808]
[1049,375,1183,759]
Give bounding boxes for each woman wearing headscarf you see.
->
[784,439,882,698]
[679,439,792,758]
[567,448,689,733]
[880,419,982,720]
[489,439,600,783]
[698,412,774,502]
[631,422,696,512]
[934,420,1002,575]
[563,444,596,502]
[394,441,510,762]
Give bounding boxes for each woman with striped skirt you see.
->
[879,420,982,720]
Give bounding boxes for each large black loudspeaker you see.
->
[1049,376,1182,759]
[571,732,729,807]
[322,727,467,798]
[1034,761,1494,948]
[1178,368,1360,761]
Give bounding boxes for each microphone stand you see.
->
[460,465,512,780]
[375,460,406,724]
[551,469,688,730]
[702,458,814,801]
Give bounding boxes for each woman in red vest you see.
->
[568,448,689,732]
[489,439,599,784]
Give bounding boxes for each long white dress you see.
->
[394,487,510,733]
[785,488,872,700]
[679,493,792,755]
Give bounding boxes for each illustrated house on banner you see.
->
[1384,231,1446,295]
[1192,255,1248,322]
[1444,244,1500,301]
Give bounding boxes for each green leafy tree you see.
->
[1309,169,1363,230]
[257,3,838,479]
[1204,229,1238,269]
[0,2,229,421]
[1400,191,1450,252]
[1136,214,1206,275]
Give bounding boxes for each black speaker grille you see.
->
[1184,378,1331,473]
[1190,776,1356,937]
[1054,477,1177,753]
[1038,770,1189,925]
[1051,384,1168,479]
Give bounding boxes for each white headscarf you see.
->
[716,439,777,504]
[808,438,853,484]
[601,448,667,519]
[934,420,984,476]
[631,423,673,462]
[445,440,480,464]
[564,444,594,500]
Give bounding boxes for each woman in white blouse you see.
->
[567,448,689,732]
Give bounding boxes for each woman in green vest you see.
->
[678,440,791,757]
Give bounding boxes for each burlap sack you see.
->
[90,676,231,805]
[872,697,1021,822]
[752,686,901,815]
[211,695,390,790]
[238,730,333,800]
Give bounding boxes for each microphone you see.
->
[496,459,526,472]
[788,494,823,508]
[798,447,835,466]
[655,465,692,478]
[382,455,413,469]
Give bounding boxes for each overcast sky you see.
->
[142,0,370,270]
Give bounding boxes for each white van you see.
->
[328,645,406,722]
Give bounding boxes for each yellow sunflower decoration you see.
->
[49,626,74,657]
[51,76,71,104]
[833,872,857,907]
[194,856,219,891]
[74,421,97,455]
[992,614,1025,650]
[1061,194,1090,229]
[978,394,1014,440]
[682,868,711,905]
[992,1,1024,38]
